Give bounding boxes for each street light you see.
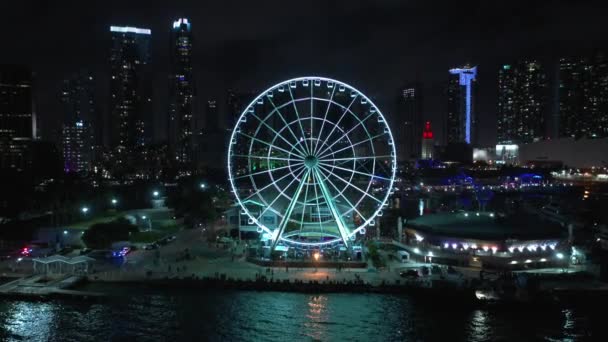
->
[153,191,159,197]
[111,198,118,205]
[200,183,207,189]
[81,206,89,214]
[142,215,147,220]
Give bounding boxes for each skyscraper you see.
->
[558,53,608,139]
[62,120,92,173]
[497,60,548,144]
[396,84,423,161]
[169,18,195,164]
[0,65,34,170]
[421,121,434,160]
[109,25,151,158]
[447,65,477,145]
[60,71,96,173]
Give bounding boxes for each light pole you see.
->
[81,206,89,215]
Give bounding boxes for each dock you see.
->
[0,274,104,300]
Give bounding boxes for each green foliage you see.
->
[82,218,138,249]
[366,241,384,268]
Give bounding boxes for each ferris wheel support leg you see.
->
[313,169,350,249]
[270,170,310,251]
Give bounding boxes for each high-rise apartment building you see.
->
[497,60,548,144]
[109,26,151,157]
[447,65,477,145]
[396,84,423,161]
[62,120,92,173]
[558,53,608,139]
[0,65,34,170]
[169,18,195,164]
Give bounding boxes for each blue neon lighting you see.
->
[449,66,477,144]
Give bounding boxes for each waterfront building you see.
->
[0,65,34,170]
[447,65,477,145]
[169,18,195,164]
[403,211,567,270]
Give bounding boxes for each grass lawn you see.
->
[68,210,126,230]
[130,222,181,243]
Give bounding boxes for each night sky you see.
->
[1,0,607,145]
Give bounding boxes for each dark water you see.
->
[0,286,601,341]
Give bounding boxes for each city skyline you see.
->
[2,1,608,147]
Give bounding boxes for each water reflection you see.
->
[467,310,490,342]
[4,302,55,341]
[305,295,328,341]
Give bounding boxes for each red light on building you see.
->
[422,121,433,139]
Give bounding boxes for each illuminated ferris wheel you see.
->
[227,77,396,249]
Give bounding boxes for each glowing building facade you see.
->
[447,66,477,145]
[421,121,434,160]
[62,120,92,173]
[497,60,548,144]
[169,18,195,164]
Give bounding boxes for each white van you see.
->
[397,250,410,262]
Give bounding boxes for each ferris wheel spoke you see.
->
[298,174,311,237]
[250,112,307,158]
[312,86,337,155]
[271,168,310,249]
[318,161,392,182]
[267,97,309,157]
[313,169,350,247]
[234,163,301,180]
[287,86,311,155]
[317,131,388,160]
[315,94,359,156]
[309,83,315,153]
[320,171,369,224]
[256,167,307,224]
[316,111,376,158]
[319,155,392,162]
[238,132,302,158]
[232,154,295,162]
[317,164,384,205]
[310,170,326,239]
[241,164,305,203]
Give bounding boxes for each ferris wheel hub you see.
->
[304,155,319,169]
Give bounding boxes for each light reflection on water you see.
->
[0,289,602,341]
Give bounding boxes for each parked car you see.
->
[144,243,158,250]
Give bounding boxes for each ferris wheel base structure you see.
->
[227,76,397,251]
